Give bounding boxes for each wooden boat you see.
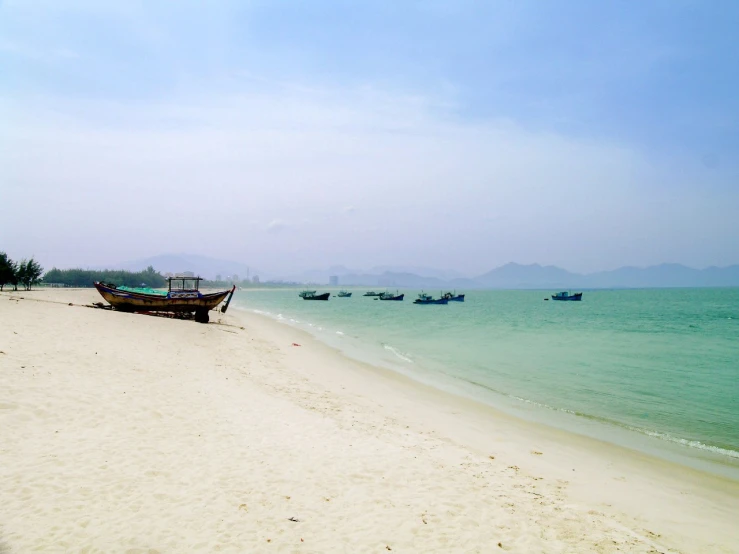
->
[337,290,352,297]
[413,292,448,305]
[363,291,382,296]
[442,291,465,302]
[300,290,330,301]
[551,291,583,301]
[379,291,404,301]
[94,277,234,323]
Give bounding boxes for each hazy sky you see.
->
[2,0,738,275]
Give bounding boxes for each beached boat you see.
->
[379,291,404,301]
[551,291,583,301]
[442,291,465,302]
[363,291,382,296]
[94,277,235,323]
[413,292,448,305]
[337,290,352,297]
[300,290,330,301]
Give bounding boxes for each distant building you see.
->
[215,274,222,282]
[232,274,239,283]
[181,271,195,277]
[253,275,260,284]
[329,275,339,286]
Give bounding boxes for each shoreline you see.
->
[2,289,738,552]
[233,299,739,480]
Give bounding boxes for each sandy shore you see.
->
[1,289,738,553]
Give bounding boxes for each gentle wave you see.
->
[383,344,413,363]
[466,379,739,460]
[624,426,739,459]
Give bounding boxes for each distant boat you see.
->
[379,291,404,301]
[442,291,465,302]
[551,291,583,301]
[337,290,352,297]
[300,290,330,300]
[413,292,448,305]
[363,291,382,296]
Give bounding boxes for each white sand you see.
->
[1,289,738,553]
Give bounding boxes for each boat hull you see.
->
[380,294,404,301]
[338,293,352,298]
[303,292,330,300]
[447,295,465,302]
[413,298,448,305]
[551,293,583,301]
[94,282,231,313]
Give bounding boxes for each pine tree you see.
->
[0,252,15,291]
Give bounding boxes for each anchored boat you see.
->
[94,276,235,323]
[363,291,382,297]
[551,291,583,301]
[413,292,448,305]
[337,290,352,297]
[300,290,330,300]
[379,291,404,301]
[442,291,465,302]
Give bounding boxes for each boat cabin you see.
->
[168,276,203,293]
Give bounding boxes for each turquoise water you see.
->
[233,288,739,472]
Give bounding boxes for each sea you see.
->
[232,288,739,478]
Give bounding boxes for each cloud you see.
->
[341,206,356,214]
[266,219,289,233]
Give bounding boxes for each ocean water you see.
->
[233,288,739,475]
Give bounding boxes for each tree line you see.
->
[0,252,44,291]
[42,266,167,288]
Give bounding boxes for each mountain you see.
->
[585,263,739,288]
[475,263,580,289]
[271,262,739,288]
[474,262,739,289]
[105,254,739,288]
[111,254,263,280]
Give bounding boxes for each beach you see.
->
[1,289,738,553]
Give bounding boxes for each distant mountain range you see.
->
[109,255,739,289]
[305,262,739,289]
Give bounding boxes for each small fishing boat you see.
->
[413,292,448,305]
[337,290,352,297]
[442,291,465,302]
[300,290,330,300]
[363,291,382,296]
[94,276,235,323]
[379,290,404,301]
[551,291,583,301]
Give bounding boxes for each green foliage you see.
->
[42,267,167,288]
[15,258,44,291]
[0,251,17,291]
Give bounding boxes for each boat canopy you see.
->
[168,276,203,292]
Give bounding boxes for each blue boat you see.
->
[413,292,448,305]
[551,291,583,301]
[379,291,404,301]
[442,291,465,302]
[337,290,352,297]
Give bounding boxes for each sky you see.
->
[1,0,738,276]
